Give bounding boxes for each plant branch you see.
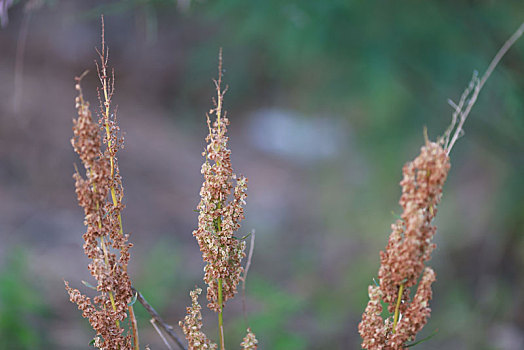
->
[131,287,187,350]
[242,230,255,324]
[218,278,225,350]
[129,304,139,350]
[392,283,404,333]
[151,318,174,350]
[445,22,524,154]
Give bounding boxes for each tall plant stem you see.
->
[98,17,139,348]
[392,283,404,333]
[215,203,226,350]
[218,278,225,350]
[129,302,140,350]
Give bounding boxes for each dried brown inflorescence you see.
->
[359,285,388,349]
[179,288,218,350]
[359,140,450,350]
[358,23,524,349]
[193,53,248,312]
[181,52,253,350]
[240,328,258,350]
[65,28,134,350]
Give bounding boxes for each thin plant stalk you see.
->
[218,278,225,350]
[392,283,404,333]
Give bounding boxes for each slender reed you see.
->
[179,50,257,350]
[65,18,138,350]
[358,23,523,350]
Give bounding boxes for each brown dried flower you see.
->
[388,267,436,348]
[359,140,450,350]
[358,24,524,347]
[179,288,218,350]
[193,52,248,312]
[65,24,134,350]
[358,285,388,349]
[240,328,258,350]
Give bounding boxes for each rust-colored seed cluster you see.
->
[193,67,248,312]
[65,51,133,348]
[240,328,258,349]
[180,288,218,350]
[359,141,450,349]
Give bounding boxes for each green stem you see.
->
[392,283,404,333]
[218,278,225,350]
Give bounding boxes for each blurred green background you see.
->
[0,1,523,349]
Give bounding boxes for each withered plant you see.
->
[65,19,139,350]
[358,23,524,350]
[179,51,258,350]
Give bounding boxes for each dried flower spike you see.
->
[65,19,136,350]
[240,328,258,350]
[193,51,248,313]
[179,288,218,350]
[359,22,524,349]
[359,140,449,350]
[186,49,249,350]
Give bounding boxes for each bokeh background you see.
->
[1,1,523,349]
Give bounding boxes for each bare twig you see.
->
[131,287,187,350]
[151,318,174,350]
[242,230,256,324]
[129,301,140,350]
[443,72,479,147]
[445,22,524,154]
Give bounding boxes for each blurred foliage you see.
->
[0,248,51,349]
[228,275,307,350]
[132,238,183,320]
[193,0,524,152]
[98,0,524,158]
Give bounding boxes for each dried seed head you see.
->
[65,30,133,350]
[388,267,436,348]
[379,142,449,312]
[358,285,388,350]
[193,58,248,311]
[240,328,258,350]
[359,141,450,349]
[179,288,218,350]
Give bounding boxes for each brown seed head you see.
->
[359,141,450,349]
[193,57,248,311]
[240,328,258,350]
[65,30,133,350]
[179,288,218,350]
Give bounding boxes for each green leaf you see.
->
[233,232,252,241]
[128,292,138,306]
[405,329,438,347]
[391,211,403,221]
[82,280,97,290]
